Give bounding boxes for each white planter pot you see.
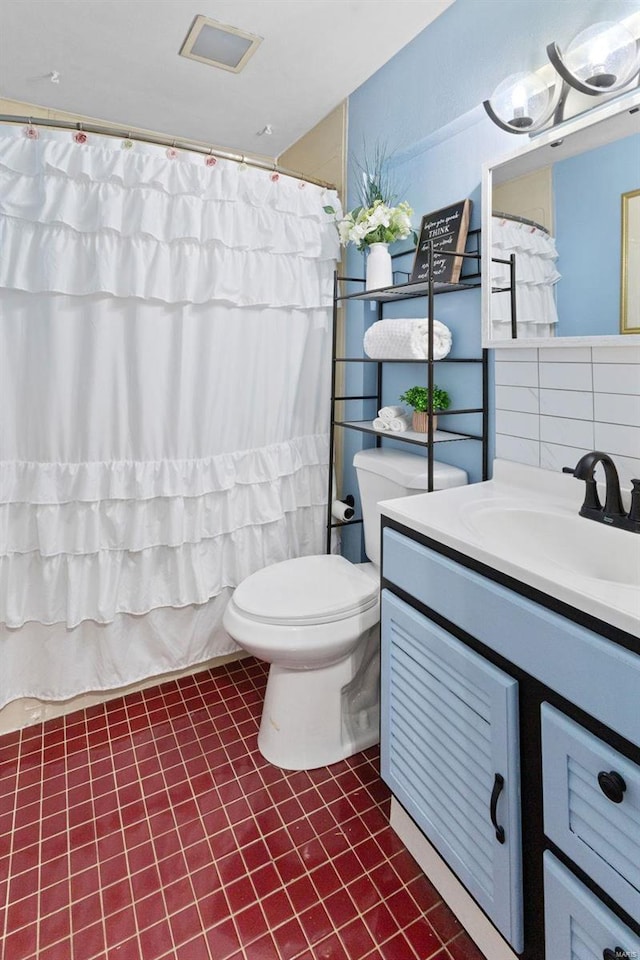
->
[366,242,392,291]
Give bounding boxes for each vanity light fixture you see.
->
[484,17,640,135]
[547,21,640,95]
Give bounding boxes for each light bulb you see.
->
[487,72,552,130]
[564,21,639,90]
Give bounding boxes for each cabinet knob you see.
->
[603,949,627,960]
[597,770,627,804]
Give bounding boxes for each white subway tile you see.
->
[592,345,640,364]
[594,422,640,459]
[539,362,592,391]
[594,392,640,428]
[539,388,593,421]
[539,347,591,363]
[540,442,593,474]
[592,363,640,395]
[495,434,540,467]
[495,361,538,388]
[496,410,540,440]
[495,385,540,413]
[493,347,539,362]
[540,416,594,449]
[607,454,640,490]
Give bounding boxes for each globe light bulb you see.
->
[558,21,639,91]
[487,72,552,130]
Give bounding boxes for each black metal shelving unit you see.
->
[326,232,490,554]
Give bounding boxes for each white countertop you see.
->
[379,460,640,640]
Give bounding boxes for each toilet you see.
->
[223,448,468,770]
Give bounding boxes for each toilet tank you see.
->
[353,448,468,567]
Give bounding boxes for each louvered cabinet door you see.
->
[380,590,524,952]
[544,853,640,960]
[542,703,640,921]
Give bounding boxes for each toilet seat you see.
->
[232,555,378,627]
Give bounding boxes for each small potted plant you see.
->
[399,385,451,433]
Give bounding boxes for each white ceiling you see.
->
[0,0,454,157]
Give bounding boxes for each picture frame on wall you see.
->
[410,199,472,285]
[621,188,640,334]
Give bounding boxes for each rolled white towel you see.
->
[387,415,410,432]
[378,405,405,421]
[364,319,452,360]
[417,320,452,361]
[372,417,390,431]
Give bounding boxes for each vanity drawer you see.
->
[544,853,640,960]
[382,528,640,747]
[541,703,640,921]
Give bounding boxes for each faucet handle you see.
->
[629,479,640,523]
[563,462,602,512]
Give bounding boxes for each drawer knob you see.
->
[598,770,627,804]
[603,949,627,960]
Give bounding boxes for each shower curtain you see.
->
[0,124,341,708]
[491,216,561,339]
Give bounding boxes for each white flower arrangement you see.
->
[338,199,414,252]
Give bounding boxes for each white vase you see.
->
[365,242,393,291]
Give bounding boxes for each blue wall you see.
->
[554,133,640,337]
[340,0,640,560]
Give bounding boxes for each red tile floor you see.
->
[0,657,487,960]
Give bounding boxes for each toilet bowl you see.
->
[223,449,468,770]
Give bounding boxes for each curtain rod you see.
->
[492,210,550,235]
[0,113,336,190]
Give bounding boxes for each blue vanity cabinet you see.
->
[380,589,524,952]
[380,519,640,960]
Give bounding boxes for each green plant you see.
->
[399,385,451,412]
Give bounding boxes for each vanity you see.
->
[378,460,640,960]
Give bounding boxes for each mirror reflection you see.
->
[486,103,640,342]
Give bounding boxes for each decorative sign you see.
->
[410,199,472,285]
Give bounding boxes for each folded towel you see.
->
[372,417,390,431]
[378,405,406,421]
[387,415,410,432]
[364,319,452,360]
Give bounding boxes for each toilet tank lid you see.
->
[353,448,467,490]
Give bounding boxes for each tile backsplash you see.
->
[494,345,640,488]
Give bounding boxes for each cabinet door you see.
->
[380,590,523,952]
[544,852,640,960]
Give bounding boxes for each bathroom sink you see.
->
[459,501,640,589]
[378,460,640,636]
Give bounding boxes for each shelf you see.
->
[334,420,481,446]
[326,234,491,553]
[337,277,481,303]
[334,356,483,364]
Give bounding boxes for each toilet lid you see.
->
[232,555,379,626]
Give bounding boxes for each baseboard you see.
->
[0,651,250,735]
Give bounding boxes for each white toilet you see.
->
[223,448,468,770]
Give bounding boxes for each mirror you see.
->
[482,89,640,347]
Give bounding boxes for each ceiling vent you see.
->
[179,15,262,74]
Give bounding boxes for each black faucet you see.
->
[563,451,640,533]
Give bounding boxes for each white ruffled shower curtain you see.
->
[0,125,341,707]
[491,216,561,339]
